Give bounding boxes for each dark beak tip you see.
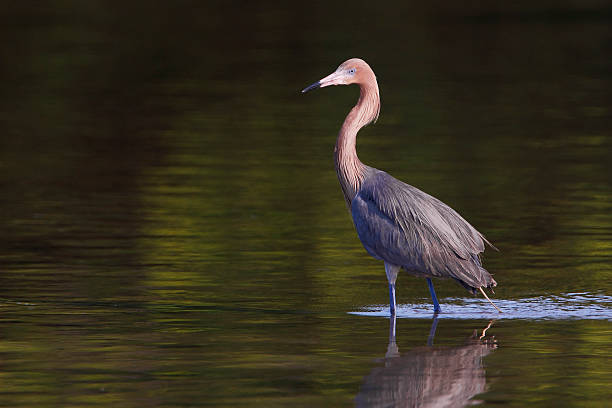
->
[301,81,321,94]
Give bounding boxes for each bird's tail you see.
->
[455,276,496,293]
[472,255,497,289]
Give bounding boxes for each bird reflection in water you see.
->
[355,317,496,408]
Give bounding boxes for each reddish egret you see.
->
[302,58,500,315]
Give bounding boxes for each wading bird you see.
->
[302,58,500,315]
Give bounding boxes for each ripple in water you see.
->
[350,293,612,320]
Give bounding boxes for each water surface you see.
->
[353,292,612,320]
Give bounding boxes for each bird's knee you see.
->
[384,263,400,284]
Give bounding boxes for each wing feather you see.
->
[351,171,496,290]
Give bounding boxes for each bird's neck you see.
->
[335,82,380,207]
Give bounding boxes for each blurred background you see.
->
[0,1,611,407]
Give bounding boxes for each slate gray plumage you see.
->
[352,168,496,292]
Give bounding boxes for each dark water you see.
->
[1,1,612,407]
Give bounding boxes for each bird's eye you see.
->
[348,68,356,75]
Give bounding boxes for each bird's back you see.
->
[351,169,496,291]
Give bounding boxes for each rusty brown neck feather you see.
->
[334,81,380,207]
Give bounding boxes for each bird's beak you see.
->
[302,71,344,93]
[301,81,320,93]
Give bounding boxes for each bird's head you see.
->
[302,58,376,93]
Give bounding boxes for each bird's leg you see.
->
[389,283,396,316]
[384,263,400,317]
[427,278,441,314]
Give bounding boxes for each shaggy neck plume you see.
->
[334,81,380,206]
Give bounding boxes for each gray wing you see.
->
[351,170,496,290]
